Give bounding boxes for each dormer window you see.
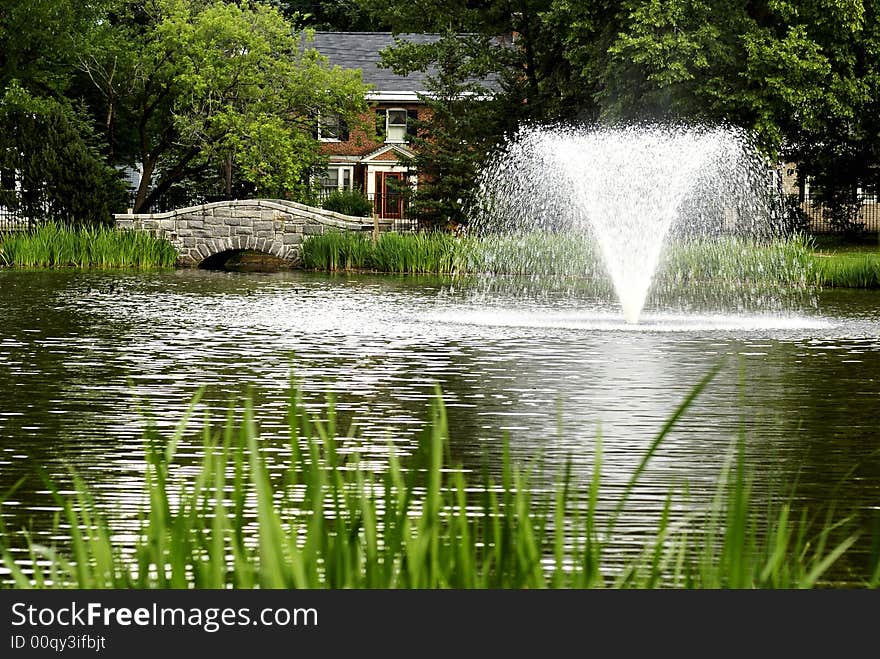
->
[385,109,408,142]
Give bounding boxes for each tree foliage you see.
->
[373,0,879,225]
[597,0,879,224]
[268,0,386,30]
[1,0,369,219]
[1,0,878,225]
[368,1,606,226]
[0,84,127,226]
[380,32,509,227]
[0,0,114,98]
[78,0,368,211]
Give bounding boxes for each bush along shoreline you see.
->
[2,370,875,589]
[0,223,177,269]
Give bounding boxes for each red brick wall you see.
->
[319,104,432,157]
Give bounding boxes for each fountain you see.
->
[469,124,778,323]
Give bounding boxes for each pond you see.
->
[1,269,879,583]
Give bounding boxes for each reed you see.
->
[303,230,880,290]
[302,231,825,287]
[1,371,872,589]
[811,253,880,289]
[301,231,461,274]
[662,234,819,287]
[370,231,459,273]
[0,223,177,269]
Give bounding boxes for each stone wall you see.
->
[114,199,385,267]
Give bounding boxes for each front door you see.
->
[375,172,405,219]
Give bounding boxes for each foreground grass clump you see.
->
[2,372,874,589]
[0,222,177,269]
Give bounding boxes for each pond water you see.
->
[1,269,879,582]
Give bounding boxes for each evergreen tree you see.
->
[368,1,616,225]
[381,33,508,227]
[0,83,127,226]
[372,0,879,227]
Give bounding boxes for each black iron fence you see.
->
[0,191,34,232]
[793,190,880,234]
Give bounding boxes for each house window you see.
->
[0,169,15,190]
[317,114,348,142]
[375,109,419,143]
[385,109,408,142]
[319,166,353,194]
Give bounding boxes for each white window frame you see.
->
[317,114,344,142]
[385,108,408,143]
[319,165,354,192]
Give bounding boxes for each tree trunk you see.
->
[133,158,156,213]
[105,98,114,161]
[140,147,201,211]
[223,152,233,199]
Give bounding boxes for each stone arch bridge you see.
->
[114,199,384,267]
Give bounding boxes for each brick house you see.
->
[310,32,441,225]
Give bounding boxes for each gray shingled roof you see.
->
[308,32,442,92]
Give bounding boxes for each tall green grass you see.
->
[457,232,602,277]
[301,231,461,274]
[302,231,824,286]
[2,371,873,589]
[662,234,819,287]
[303,230,880,290]
[300,230,605,277]
[0,223,177,269]
[370,231,459,274]
[811,253,880,289]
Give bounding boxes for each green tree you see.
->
[369,1,607,225]
[0,0,114,98]
[369,0,879,227]
[80,0,368,211]
[268,0,386,30]
[0,83,127,226]
[596,1,879,194]
[366,0,602,123]
[380,32,508,227]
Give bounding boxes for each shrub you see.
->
[321,189,373,217]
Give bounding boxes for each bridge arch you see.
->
[114,199,382,267]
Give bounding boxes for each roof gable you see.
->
[360,143,416,163]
